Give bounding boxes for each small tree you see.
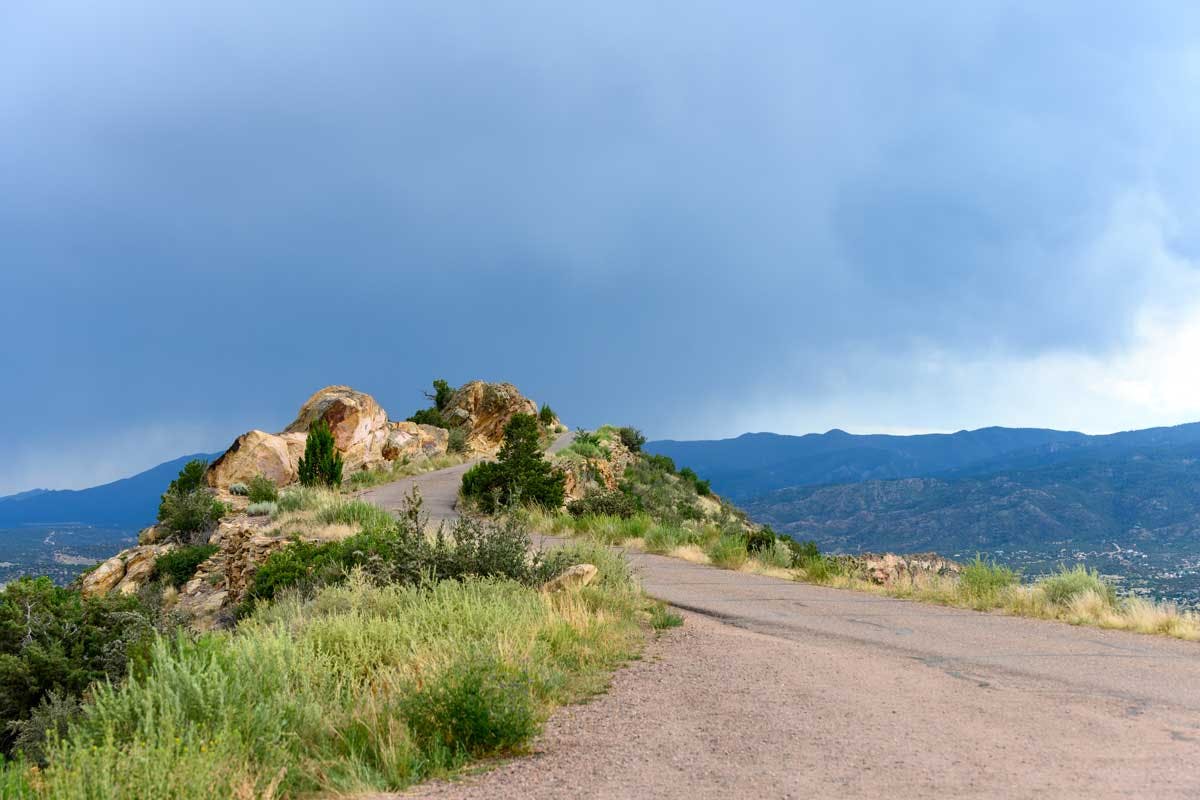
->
[617,426,646,452]
[461,413,565,512]
[538,404,556,425]
[426,379,455,411]
[157,459,223,537]
[298,418,344,487]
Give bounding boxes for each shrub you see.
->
[316,499,396,535]
[246,474,279,503]
[8,690,80,764]
[799,554,841,582]
[276,486,325,514]
[0,578,153,756]
[707,534,748,569]
[617,426,646,452]
[745,526,776,553]
[461,415,565,513]
[679,467,712,496]
[538,404,556,425]
[402,656,537,758]
[157,485,224,537]
[165,459,207,496]
[448,427,468,454]
[298,419,344,488]
[408,407,449,428]
[242,540,344,609]
[1038,564,1117,607]
[228,482,249,496]
[756,539,796,570]
[246,501,278,517]
[781,537,820,566]
[643,454,676,474]
[565,440,604,460]
[153,545,218,589]
[958,556,1019,604]
[566,491,637,519]
[408,379,456,428]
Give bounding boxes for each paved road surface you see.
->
[364,447,1200,799]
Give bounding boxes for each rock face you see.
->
[558,437,639,501]
[207,385,450,489]
[541,563,599,593]
[838,552,963,585]
[81,544,177,597]
[442,381,538,454]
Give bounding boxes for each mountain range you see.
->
[0,453,220,528]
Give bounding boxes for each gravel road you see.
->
[361,443,1200,799]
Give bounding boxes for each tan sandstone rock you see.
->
[541,563,599,593]
[207,386,452,489]
[81,544,177,598]
[442,381,538,454]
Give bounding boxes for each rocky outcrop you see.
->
[541,563,598,593]
[442,381,538,454]
[207,385,450,489]
[558,436,639,501]
[837,552,963,585]
[81,544,176,597]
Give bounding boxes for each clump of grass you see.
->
[316,498,396,534]
[246,500,277,517]
[706,534,748,569]
[228,482,249,496]
[246,474,279,503]
[275,485,332,515]
[957,555,1019,607]
[1037,564,1117,607]
[649,602,683,630]
[754,539,796,570]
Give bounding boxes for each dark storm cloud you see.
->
[3,1,1200,491]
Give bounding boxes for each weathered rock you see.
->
[207,386,459,489]
[839,552,963,585]
[558,436,639,501]
[542,563,599,593]
[442,381,538,454]
[81,544,177,598]
[206,429,306,488]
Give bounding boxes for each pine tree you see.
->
[298,418,344,487]
[461,413,564,511]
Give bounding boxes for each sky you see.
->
[3,1,1200,494]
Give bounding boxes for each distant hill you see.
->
[647,423,1200,502]
[0,453,220,528]
[742,442,1200,555]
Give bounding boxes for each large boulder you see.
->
[81,544,177,598]
[207,386,452,489]
[442,381,538,454]
[207,430,306,488]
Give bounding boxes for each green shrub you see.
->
[316,499,396,535]
[153,545,218,589]
[246,474,279,503]
[643,454,676,474]
[0,577,153,756]
[706,534,748,569]
[745,526,776,553]
[642,523,702,553]
[246,501,277,517]
[448,427,468,454]
[165,459,207,496]
[756,539,796,569]
[958,556,1019,604]
[157,485,224,537]
[565,440,604,460]
[298,419,344,488]
[617,427,646,452]
[242,540,344,609]
[408,407,449,428]
[428,379,454,411]
[678,467,712,496]
[566,491,637,519]
[228,482,249,496]
[8,690,80,764]
[778,537,820,566]
[1038,564,1117,607]
[402,656,537,758]
[538,404,556,425]
[461,414,565,513]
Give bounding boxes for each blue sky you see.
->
[4,2,1200,494]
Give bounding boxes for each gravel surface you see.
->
[358,438,1200,799]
